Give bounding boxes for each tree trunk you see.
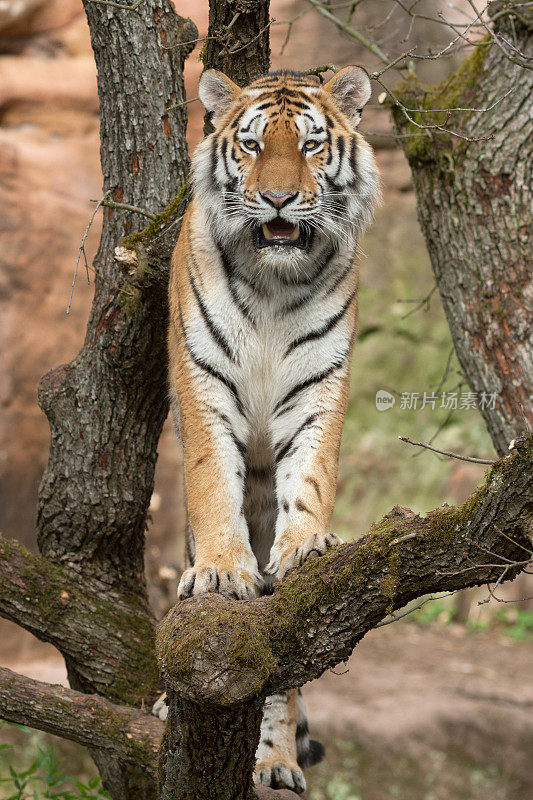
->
[203,0,271,86]
[35,2,196,797]
[159,694,264,800]
[393,13,532,455]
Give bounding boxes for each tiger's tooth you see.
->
[289,225,300,241]
[262,223,274,240]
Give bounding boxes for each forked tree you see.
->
[0,1,531,799]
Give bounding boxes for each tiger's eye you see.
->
[243,139,259,152]
[303,140,320,153]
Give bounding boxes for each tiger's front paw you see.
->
[254,761,306,794]
[265,532,343,582]
[177,561,264,600]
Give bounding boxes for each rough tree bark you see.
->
[34,1,197,797]
[393,7,532,455]
[0,667,163,770]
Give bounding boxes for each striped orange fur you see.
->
[164,67,380,792]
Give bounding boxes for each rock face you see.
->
[0,13,100,548]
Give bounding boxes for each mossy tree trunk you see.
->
[158,695,264,800]
[393,11,532,455]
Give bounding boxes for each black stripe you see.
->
[240,113,261,133]
[280,289,318,315]
[230,110,245,129]
[187,265,236,363]
[332,135,345,181]
[185,343,245,416]
[211,409,247,460]
[325,127,333,165]
[178,300,242,413]
[210,135,220,188]
[274,356,347,414]
[285,290,355,355]
[275,414,318,464]
[323,262,352,297]
[246,464,272,479]
[349,136,358,178]
[220,138,232,181]
[285,100,312,111]
[216,243,257,328]
[325,174,343,193]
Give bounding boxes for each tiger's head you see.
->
[193,68,380,270]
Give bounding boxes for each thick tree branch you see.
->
[157,436,532,706]
[0,536,157,707]
[0,667,163,769]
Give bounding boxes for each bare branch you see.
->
[100,198,157,220]
[67,191,110,314]
[0,667,162,768]
[398,436,495,464]
[375,590,459,627]
[305,0,390,65]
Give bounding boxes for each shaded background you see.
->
[0,2,531,798]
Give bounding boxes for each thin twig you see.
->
[494,525,533,556]
[478,566,509,604]
[86,0,145,9]
[399,436,495,464]
[303,64,339,79]
[166,96,199,112]
[305,0,390,66]
[398,284,437,318]
[68,191,111,315]
[375,591,459,627]
[100,199,156,220]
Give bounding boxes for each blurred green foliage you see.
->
[0,723,108,800]
[334,195,494,541]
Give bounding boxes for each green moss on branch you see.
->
[120,182,190,250]
[392,37,492,167]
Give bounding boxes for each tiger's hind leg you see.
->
[255,688,324,793]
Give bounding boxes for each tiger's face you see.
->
[193,68,379,268]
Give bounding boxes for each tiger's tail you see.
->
[296,688,325,769]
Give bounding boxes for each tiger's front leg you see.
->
[265,373,348,581]
[169,303,263,601]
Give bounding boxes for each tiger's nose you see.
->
[260,191,297,209]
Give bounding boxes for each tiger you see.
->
[154,66,380,793]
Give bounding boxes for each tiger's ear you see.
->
[198,69,241,124]
[323,66,372,127]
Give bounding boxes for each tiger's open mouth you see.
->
[253,217,312,251]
